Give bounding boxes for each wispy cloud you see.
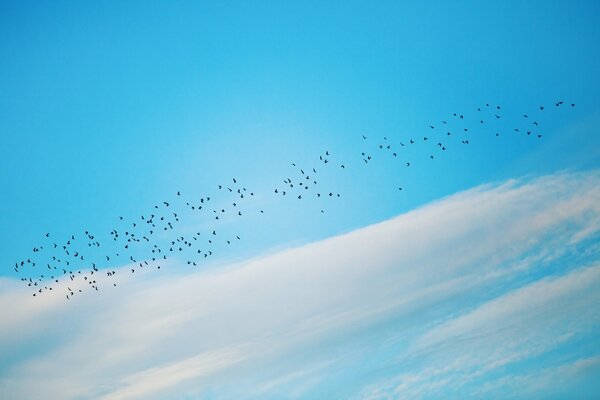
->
[1,170,599,399]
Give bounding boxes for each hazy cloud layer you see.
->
[1,170,599,399]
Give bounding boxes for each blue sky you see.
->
[1,1,600,399]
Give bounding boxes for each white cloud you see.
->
[1,170,599,399]
[359,264,600,399]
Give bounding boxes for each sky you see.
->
[1,1,600,399]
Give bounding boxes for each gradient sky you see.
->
[1,1,600,399]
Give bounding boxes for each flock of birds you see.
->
[13,100,576,299]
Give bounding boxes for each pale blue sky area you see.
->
[1,1,599,399]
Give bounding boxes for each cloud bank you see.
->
[1,170,600,399]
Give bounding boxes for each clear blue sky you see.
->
[1,0,599,267]
[1,1,600,399]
